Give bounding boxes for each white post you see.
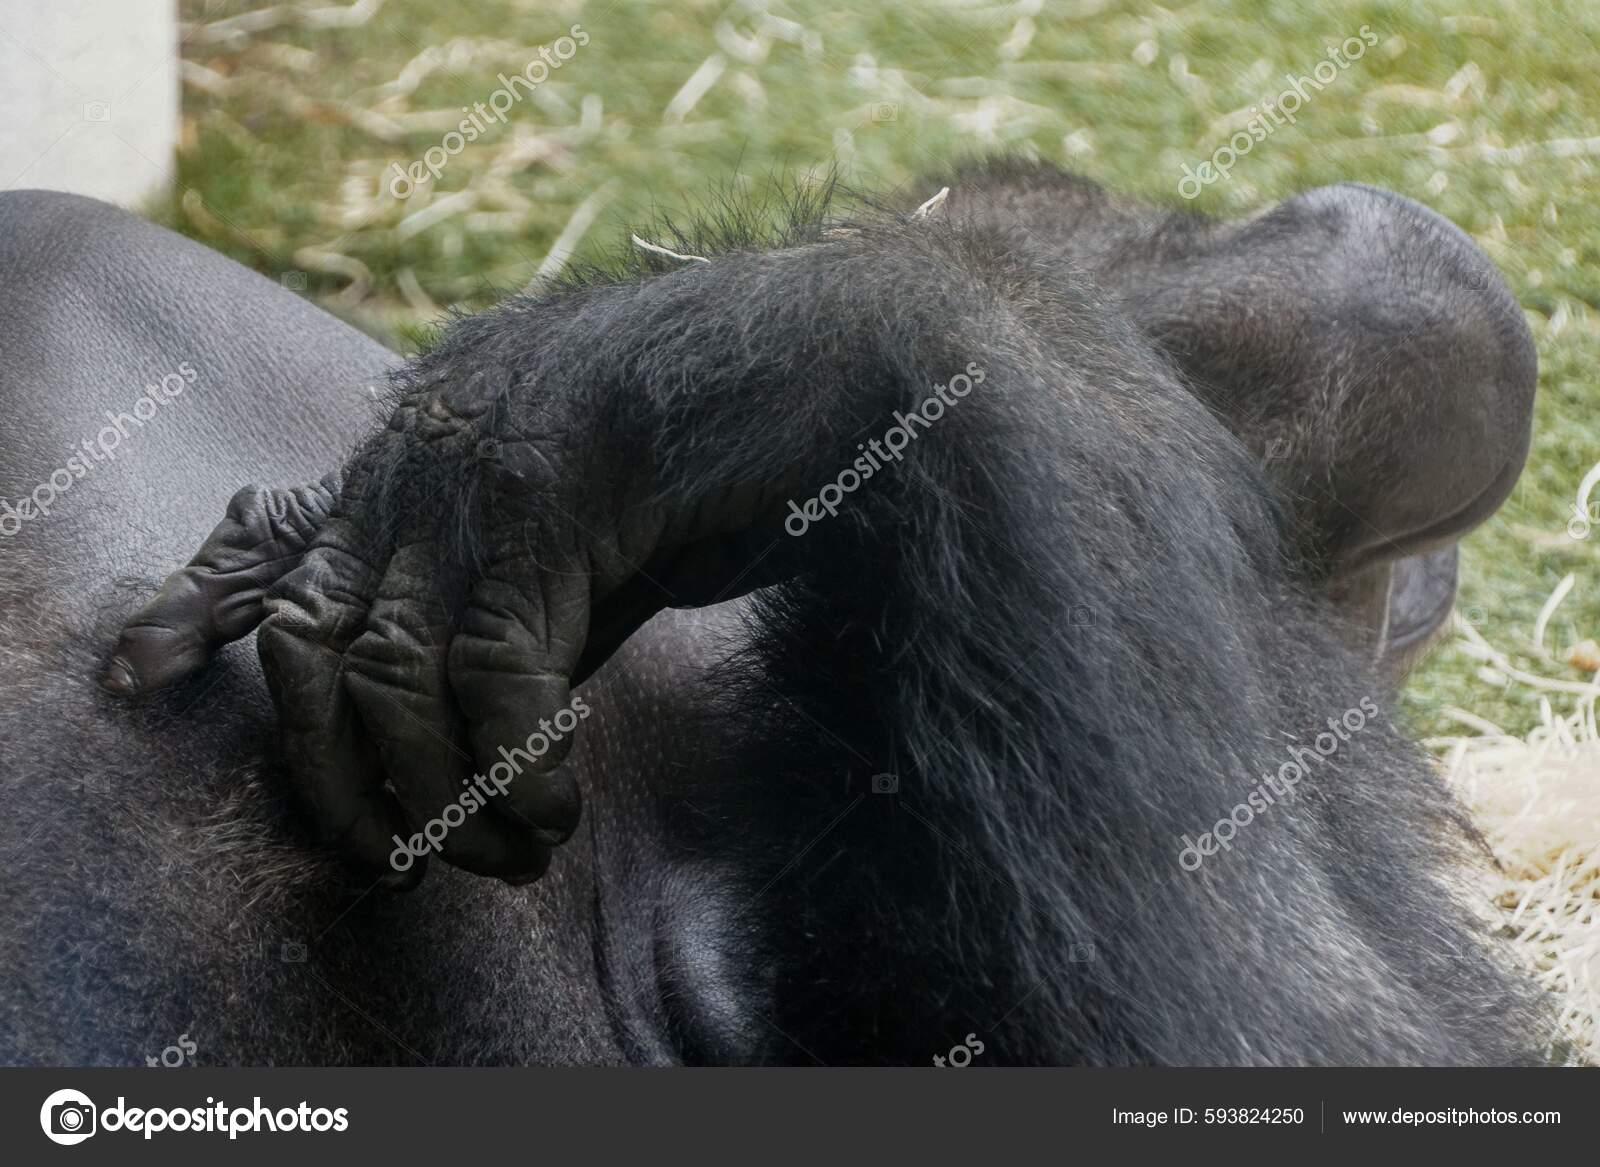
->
[0,0,179,207]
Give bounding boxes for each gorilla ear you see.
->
[1123,182,1536,583]
[1112,183,1535,676]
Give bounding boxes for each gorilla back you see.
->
[0,190,631,1065]
[0,170,1550,1066]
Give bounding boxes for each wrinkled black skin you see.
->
[0,161,1547,1065]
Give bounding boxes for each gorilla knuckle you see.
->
[262,558,370,638]
[223,483,274,525]
[345,612,444,691]
[223,482,335,552]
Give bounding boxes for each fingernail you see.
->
[101,656,138,696]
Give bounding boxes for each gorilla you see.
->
[0,159,1551,1065]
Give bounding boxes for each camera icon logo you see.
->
[280,940,308,963]
[40,1088,97,1145]
[871,102,898,122]
[280,270,308,292]
[82,101,111,123]
[870,772,898,795]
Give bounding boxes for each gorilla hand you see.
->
[97,249,945,885]
[103,477,339,695]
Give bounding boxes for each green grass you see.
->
[166,0,1600,736]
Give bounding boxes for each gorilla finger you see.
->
[259,540,421,890]
[262,622,422,890]
[449,566,588,845]
[103,476,339,695]
[344,542,553,881]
